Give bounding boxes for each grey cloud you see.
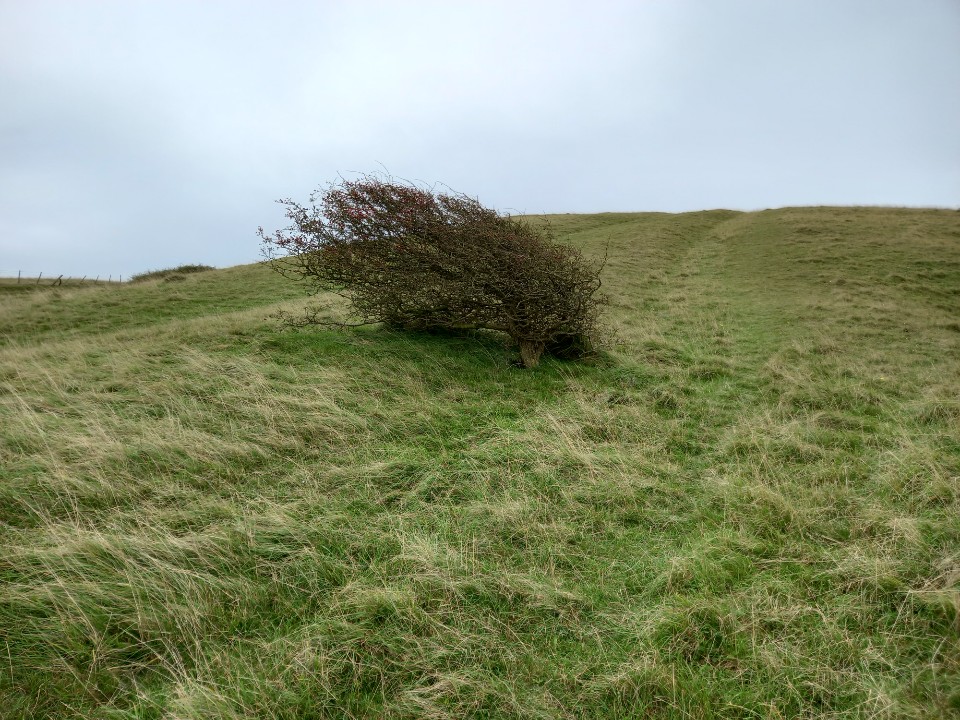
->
[1,0,958,277]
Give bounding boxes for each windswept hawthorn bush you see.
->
[259,175,606,367]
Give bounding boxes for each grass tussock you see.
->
[1,207,958,718]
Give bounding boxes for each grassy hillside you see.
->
[1,207,958,719]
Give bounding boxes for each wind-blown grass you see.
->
[1,207,958,718]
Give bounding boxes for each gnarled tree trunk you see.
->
[519,339,545,368]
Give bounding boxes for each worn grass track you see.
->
[1,207,958,718]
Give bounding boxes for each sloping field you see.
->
[1,207,958,718]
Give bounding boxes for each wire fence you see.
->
[0,271,124,287]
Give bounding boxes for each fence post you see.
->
[36,272,42,285]
[17,270,21,285]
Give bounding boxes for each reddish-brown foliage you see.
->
[259,175,606,367]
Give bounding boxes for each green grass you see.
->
[1,207,958,718]
[0,277,121,295]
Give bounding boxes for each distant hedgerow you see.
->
[129,265,216,283]
[259,175,607,367]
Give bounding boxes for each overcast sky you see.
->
[1,0,958,277]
